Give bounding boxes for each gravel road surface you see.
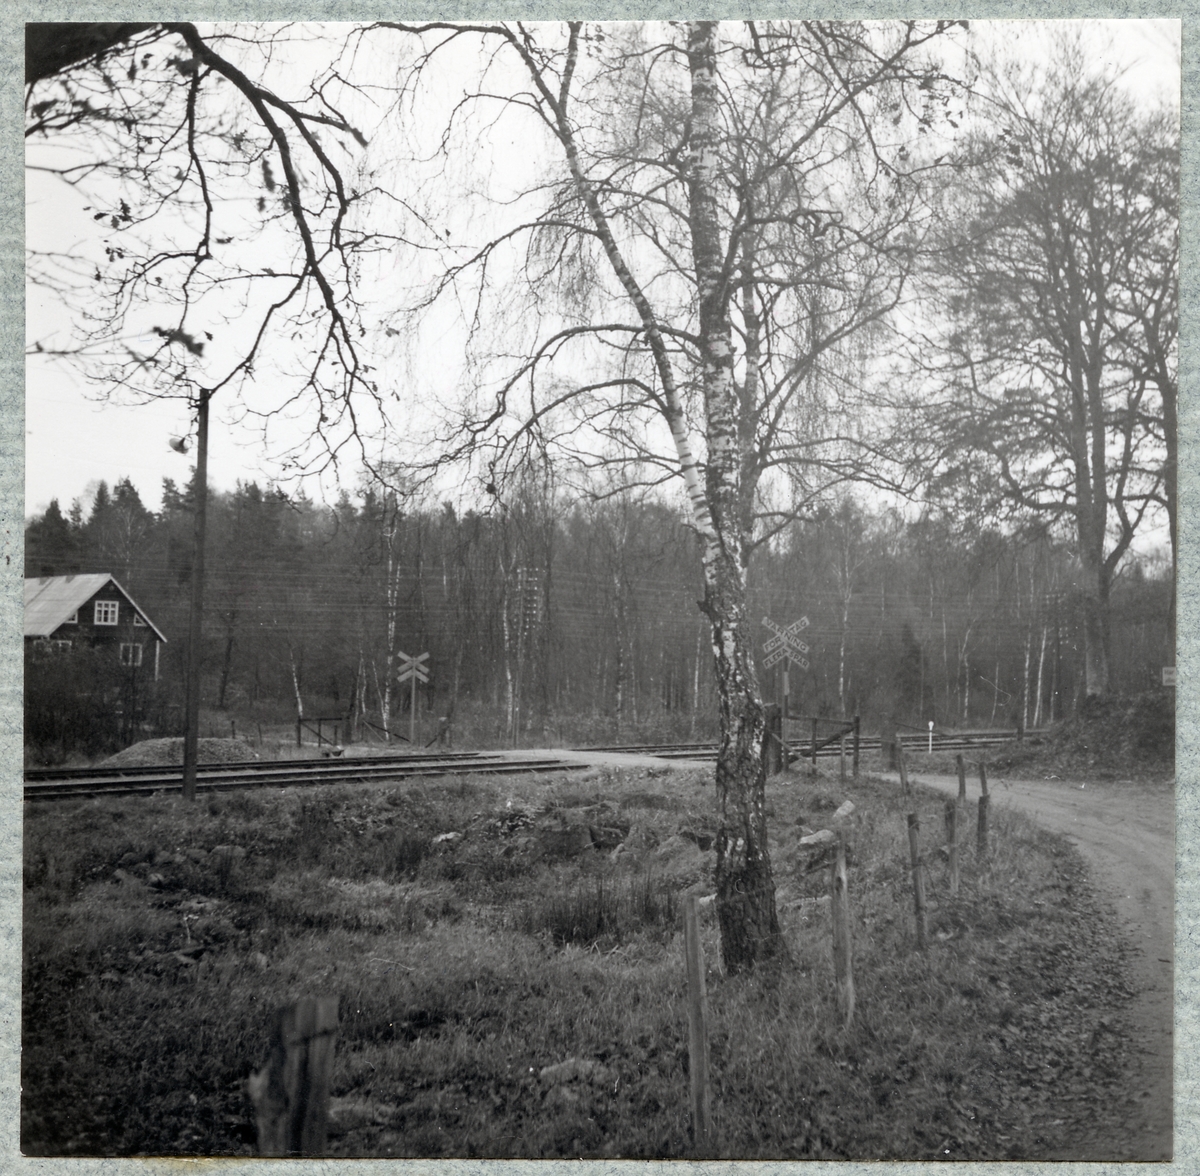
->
[901,770,1175,1161]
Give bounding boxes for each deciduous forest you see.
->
[25,472,1172,756]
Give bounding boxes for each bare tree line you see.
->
[27,475,1170,743]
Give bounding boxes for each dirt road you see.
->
[898,770,1175,1161]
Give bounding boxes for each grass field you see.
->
[22,762,1135,1158]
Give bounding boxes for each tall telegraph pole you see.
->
[182,390,211,802]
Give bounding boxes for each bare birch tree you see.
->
[372,19,961,969]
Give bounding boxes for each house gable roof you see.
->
[24,573,168,642]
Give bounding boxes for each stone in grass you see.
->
[832,800,856,820]
[211,845,247,864]
[653,834,710,883]
[539,1057,613,1088]
[588,825,626,851]
[798,828,836,848]
[536,821,594,858]
[327,1097,397,1136]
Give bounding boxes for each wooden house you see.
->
[24,573,167,679]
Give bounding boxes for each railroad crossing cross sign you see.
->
[397,651,430,685]
[761,615,809,669]
[397,652,430,744]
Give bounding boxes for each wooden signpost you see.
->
[396,651,430,746]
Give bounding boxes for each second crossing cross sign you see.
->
[761,616,809,670]
[397,651,430,744]
[396,652,430,685]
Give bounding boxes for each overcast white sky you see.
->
[24,18,1182,520]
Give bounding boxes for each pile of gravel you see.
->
[101,737,259,768]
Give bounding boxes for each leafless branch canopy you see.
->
[26,21,401,479]
[369,20,966,536]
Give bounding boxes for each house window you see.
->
[53,639,73,652]
[94,600,119,625]
[119,643,143,666]
[133,613,146,627]
[64,611,78,625]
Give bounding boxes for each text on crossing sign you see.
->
[762,616,809,670]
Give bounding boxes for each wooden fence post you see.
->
[831,837,855,1027]
[811,717,818,775]
[944,799,959,898]
[839,733,847,784]
[956,753,967,807]
[249,996,339,1156]
[852,715,860,779]
[976,761,990,858]
[897,740,910,796]
[296,718,302,748]
[883,717,899,770]
[906,813,928,951]
[683,895,712,1151]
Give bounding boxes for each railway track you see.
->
[24,727,1042,802]
[23,751,589,802]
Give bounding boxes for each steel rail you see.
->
[24,754,587,802]
[23,749,489,782]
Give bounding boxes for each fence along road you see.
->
[892,769,1175,1162]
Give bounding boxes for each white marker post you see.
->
[928,720,934,754]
